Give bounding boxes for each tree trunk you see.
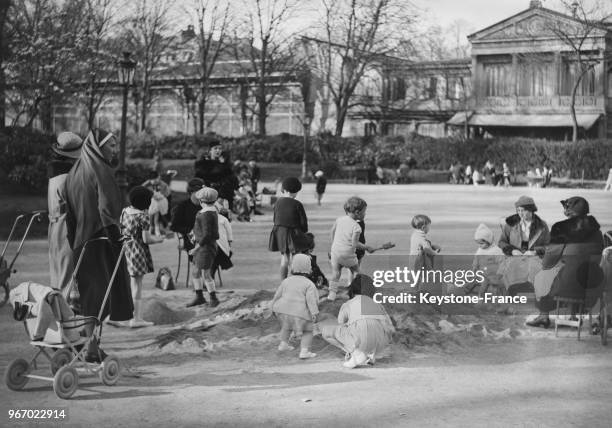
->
[570,79,580,143]
[319,98,329,132]
[40,98,53,132]
[257,84,267,136]
[240,84,248,135]
[198,99,204,134]
[334,100,347,137]
[301,121,310,179]
[140,89,147,132]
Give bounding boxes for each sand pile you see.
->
[139,290,529,357]
[142,298,195,325]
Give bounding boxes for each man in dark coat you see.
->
[194,140,238,210]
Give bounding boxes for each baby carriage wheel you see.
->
[5,358,30,390]
[53,366,79,399]
[99,355,120,386]
[51,349,74,375]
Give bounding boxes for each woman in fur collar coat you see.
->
[497,196,550,295]
[529,197,604,328]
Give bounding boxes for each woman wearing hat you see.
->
[529,197,604,328]
[498,195,550,295]
[188,186,220,307]
[48,132,83,296]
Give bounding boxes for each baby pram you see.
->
[1,211,46,307]
[4,237,125,399]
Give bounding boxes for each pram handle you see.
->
[0,214,26,260]
[5,211,47,271]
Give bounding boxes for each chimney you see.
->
[571,1,579,17]
[181,25,196,42]
[529,0,542,8]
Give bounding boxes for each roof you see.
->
[468,6,611,41]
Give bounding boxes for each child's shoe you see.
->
[343,349,367,368]
[278,341,294,351]
[129,318,154,328]
[299,349,317,359]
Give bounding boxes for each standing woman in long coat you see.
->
[47,132,82,296]
[65,129,133,350]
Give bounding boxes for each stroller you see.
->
[4,237,125,399]
[1,211,46,307]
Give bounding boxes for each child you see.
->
[502,162,511,187]
[328,196,374,301]
[409,214,441,289]
[271,254,319,359]
[300,232,328,289]
[314,170,327,206]
[321,274,394,368]
[268,177,308,280]
[211,206,233,283]
[120,186,165,328]
[188,187,220,308]
[466,223,505,295]
[142,170,171,235]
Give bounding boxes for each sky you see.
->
[415,0,527,29]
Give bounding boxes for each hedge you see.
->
[0,127,53,193]
[2,127,612,194]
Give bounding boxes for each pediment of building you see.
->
[469,8,609,42]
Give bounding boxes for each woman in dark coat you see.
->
[194,140,238,210]
[65,129,133,359]
[528,197,604,328]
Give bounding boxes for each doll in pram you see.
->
[4,237,125,399]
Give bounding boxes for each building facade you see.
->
[10,1,612,140]
[448,2,612,139]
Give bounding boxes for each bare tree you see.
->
[183,0,231,134]
[77,0,116,130]
[5,0,90,130]
[314,0,418,137]
[545,0,612,141]
[123,0,177,132]
[232,0,307,136]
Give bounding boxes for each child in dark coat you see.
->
[268,177,308,280]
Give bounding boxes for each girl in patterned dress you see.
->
[120,186,164,327]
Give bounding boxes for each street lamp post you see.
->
[117,51,136,204]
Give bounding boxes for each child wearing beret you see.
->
[188,186,220,307]
[268,177,309,280]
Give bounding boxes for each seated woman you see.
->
[321,274,394,369]
[497,196,550,297]
[529,197,604,328]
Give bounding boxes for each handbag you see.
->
[155,267,175,291]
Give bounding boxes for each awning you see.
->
[447,113,601,129]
